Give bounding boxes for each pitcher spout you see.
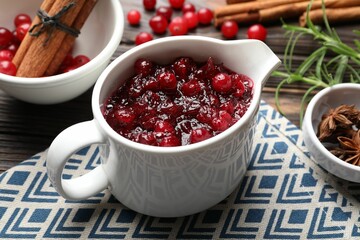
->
[218,39,281,90]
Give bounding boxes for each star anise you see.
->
[318,104,358,142]
[337,130,360,166]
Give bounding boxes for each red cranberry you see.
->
[173,57,193,78]
[157,71,177,91]
[158,99,183,119]
[154,120,175,135]
[233,78,245,97]
[196,106,218,125]
[247,24,267,41]
[182,3,196,14]
[190,128,212,144]
[143,0,156,11]
[134,58,153,76]
[220,100,235,114]
[6,43,19,54]
[10,31,21,46]
[212,73,232,93]
[15,23,30,42]
[149,15,168,34]
[143,76,159,90]
[114,108,136,127]
[135,32,153,46]
[73,55,90,67]
[14,13,32,27]
[221,20,239,39]
[138,132,157,145]
[201,57,216,76]
[127,10,141,25]
[211,111,233,132]
[181,79,201,96]
[0,50,14,61]
[183,12,198,29]
[156,6,173,21]
[168,0,185,9]
[197,8,213,25]
[0,27,13,48]
[0,60,17,76]
[169,17,188,36]
[159,135,181,147]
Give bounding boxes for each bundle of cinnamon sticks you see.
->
[214,0,360,27]
[13,0,97,78]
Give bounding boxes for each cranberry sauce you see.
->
[102,57,253,147]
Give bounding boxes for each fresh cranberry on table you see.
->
[168,17,188,36]
[135,32,153,45]
[149,15,168,34]
[183,11,198,29]
[168,0,185,9]
[182,2,196,14]
[197,8,213,25]
[127,10,141,25]
[221,20,239,39]
[156,6,173,21]
[103,57,254,147]
[247,24,268,41]
[143,0,157,11]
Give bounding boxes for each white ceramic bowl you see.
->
[0,0,124,104]
[302,83,360,182]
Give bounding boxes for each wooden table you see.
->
[0,0,358,173]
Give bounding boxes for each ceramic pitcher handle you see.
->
[46,120,109,200]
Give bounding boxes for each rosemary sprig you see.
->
[273,0,360,125]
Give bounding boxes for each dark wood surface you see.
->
[0,0,358,173]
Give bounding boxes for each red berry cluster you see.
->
[127,1,214,45]
[127,1,269,42]
[0,13,90,76]
[0,14,32,76]
[220,21,268,40]
[103,57,253,147]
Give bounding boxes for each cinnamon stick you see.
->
[15,0,86,77]
[299,7,360,27]
[12,0,56,68]
[214,0,313,18]
[214,0,360,26]
[226,0,253,4]
[45,0,98,76]
[260,0,360,23]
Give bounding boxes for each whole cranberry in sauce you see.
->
[103,57,253,147]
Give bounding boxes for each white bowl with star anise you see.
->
[302,83,360,182]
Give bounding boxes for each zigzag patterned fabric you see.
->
[1,101,360,239]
